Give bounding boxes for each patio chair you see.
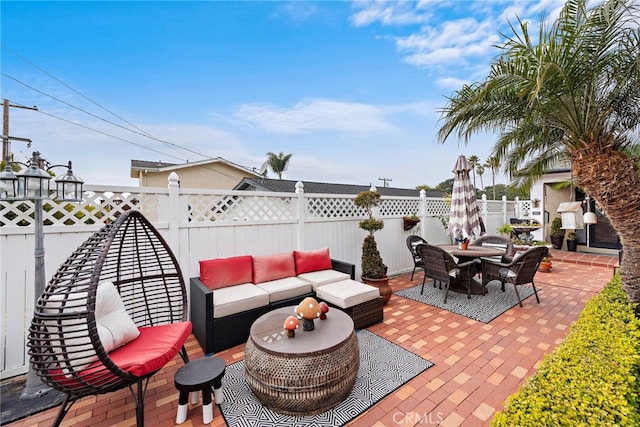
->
[27,210,192,427]
[481,246,548,307]
[416,243,478,303]
[471,235,515,264]
[406,235,427,281]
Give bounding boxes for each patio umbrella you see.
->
[448,155,482,240]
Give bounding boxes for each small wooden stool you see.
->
[174,356,226,424]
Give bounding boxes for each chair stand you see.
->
[133,378,147,427]
[420,277,441,295]
[513,282,540,307]
[52,395,77,427]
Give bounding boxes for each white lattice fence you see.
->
[306,195,363,219]
[187,192,296,222]
[425,198,451,216]
[0,188,163,227]
[379,198,420,216]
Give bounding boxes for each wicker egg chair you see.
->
[27,210,192,427]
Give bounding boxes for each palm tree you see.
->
[476,165,485,190]
[437,0,640,308]
[484,156,500,200]
[265,151,292,180]
[468,155,480,190]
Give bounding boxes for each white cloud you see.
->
[350,0,432,26]
[233,98,398,135]
[350,0,569,79]
[437,76,470,91]
[274,2,320,23]
[396,17,499,67]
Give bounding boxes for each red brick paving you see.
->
[4,252,616,427]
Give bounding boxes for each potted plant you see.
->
[566,231,577,252]
[497,223,514,238]
[454,232,470,250]
[354,190,391,304]
[403,213,420,231]
[550,217,565,249]
[539,254,552,272]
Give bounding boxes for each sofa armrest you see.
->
[331,259,355,280]
[189,277,215,355]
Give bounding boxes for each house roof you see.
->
[233,177,442,197]
[130,157,262,178]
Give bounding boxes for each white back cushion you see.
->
[42,281,139,375]
[96,281,140,351]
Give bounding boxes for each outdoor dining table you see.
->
[439,244,506,260]
[438,244,507,295]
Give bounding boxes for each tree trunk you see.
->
[574,149,640,308]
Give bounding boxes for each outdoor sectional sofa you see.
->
[190,248,384,354]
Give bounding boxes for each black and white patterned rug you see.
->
[219,329,433,427]
[395,280,536,323]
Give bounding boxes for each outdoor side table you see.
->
[174,356,226,424]
[245,306,359,415]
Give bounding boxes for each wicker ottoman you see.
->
[315,279,384,329]
[244,307,359,415]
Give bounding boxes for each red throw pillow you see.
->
[294,248,332,274]
[253,252,296,284]
[199,256,253,290]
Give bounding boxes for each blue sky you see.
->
[1,0,570,189]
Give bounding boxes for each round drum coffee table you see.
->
[244,306,359,415]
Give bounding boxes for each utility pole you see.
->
[2,99,37,162]
[378,177,392,188]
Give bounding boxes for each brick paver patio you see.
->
[3,250,617,427]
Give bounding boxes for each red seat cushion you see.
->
[48,322,192,387]
[109,322,192,377]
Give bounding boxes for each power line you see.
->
[2,72,204,159]
[2,48,257,182]
[378,177,392,187]
[2,44,158,140]
[7,99,252,182]
[33,107,252,182]
[35,108,186,161]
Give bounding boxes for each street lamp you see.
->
[0,151,84,399]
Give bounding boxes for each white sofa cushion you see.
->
[297,269,350,291]
[315,279,380,309]
[256,276,313,303]
[213,283,270,318]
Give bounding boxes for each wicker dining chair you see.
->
[406,235,428,281]
[481,246,548,307]
[416,243,478,303]
[470,235,515,262]
[27,210,192,427]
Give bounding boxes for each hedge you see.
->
[491,276,640,426]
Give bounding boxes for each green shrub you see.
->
[491,275,640,426]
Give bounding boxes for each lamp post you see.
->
[583,196,598,248]
[0,151,84,399]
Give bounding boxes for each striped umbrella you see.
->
[448,155,481,240]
